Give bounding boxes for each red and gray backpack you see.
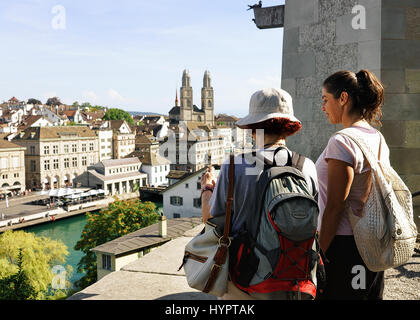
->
[229,148,326,300]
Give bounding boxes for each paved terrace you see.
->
[69,222,420,300]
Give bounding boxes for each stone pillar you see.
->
[281,0,420,227]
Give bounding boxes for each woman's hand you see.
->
[200,166,217,191]
[201,166,217,224]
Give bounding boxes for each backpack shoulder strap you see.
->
[336,128,378,171]
[291,151,305,172]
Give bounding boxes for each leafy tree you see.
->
[27,98,42,105]
[90,105,106,112]
[81,102,92,109]
[46,97,62,107]
[0,249,36,300]
[72,101,80,108]
[103,108,134,125]
[0,230,72,300]
[74,199,159,289]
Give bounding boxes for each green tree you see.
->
[74,199,159,289]
[27,98,42,105]
[103,108,134,125]
[81,102,92,109]
[90,105,106,112]
[46,97,62,106]
[0,249,36,300]
[0,231,72,300]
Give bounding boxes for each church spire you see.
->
[175,89,179,106]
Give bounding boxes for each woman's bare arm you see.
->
[319,159,354,253]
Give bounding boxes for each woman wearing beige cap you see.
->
[200,88,319,299]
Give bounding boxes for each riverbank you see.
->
[0,192,140,233]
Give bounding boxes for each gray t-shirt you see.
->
[209,147,319,236]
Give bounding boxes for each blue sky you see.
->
[0,0,285,117]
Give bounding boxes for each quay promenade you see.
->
[0,192,140,232]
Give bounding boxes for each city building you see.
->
[105,120,136,159]
[169,70,214,126]
[96,129,114,161]
[162,122,224,172]
[12,126,99,190]
[162,166,219,219]
[166,170,190,186]
[74,158,147,196]
[126,150,171,187]
[215,114,239,127]
[0,139,26,193]
[91,216,202,280]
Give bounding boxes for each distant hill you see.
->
[128,111,167,117]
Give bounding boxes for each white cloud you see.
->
[108,89,126,102]
[42,92,58,101]
[83,90,98,102]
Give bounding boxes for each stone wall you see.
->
[281,0,420,227]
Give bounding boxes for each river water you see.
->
[23,201,163,289]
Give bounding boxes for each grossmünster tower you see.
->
[169,70,214,126]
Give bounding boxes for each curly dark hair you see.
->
[323,69,384,126]
[239,117,302,137]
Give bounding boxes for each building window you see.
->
[30,146,35,155]
[185,183,189,189]
[0,158,6,169]
[43,146,49,155]
[102,254,112,271]
[170,196,183,206]
[82,156,87,166]
[197,182,201,190]
[53,145,58,154]
[30,160,36,172]
[64,158,69,168]
[89,143,94,151]
[12,157,19,168]
[193,198,201,208]
[64,145,69,153]
[53,159,59,169]
[72,157,77,167]
[173,213,181,219]
[44,160,50,171]
[82,144,87,152]
[72,144,77,153]
[2,174,8,179]
[155,167,157,173]
[14,173,19,178]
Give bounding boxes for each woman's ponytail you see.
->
[323,69,384,126]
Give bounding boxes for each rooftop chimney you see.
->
[158,214,167,238]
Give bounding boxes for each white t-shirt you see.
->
[315,125,390,235]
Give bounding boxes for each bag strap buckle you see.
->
[218,236,231,247]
